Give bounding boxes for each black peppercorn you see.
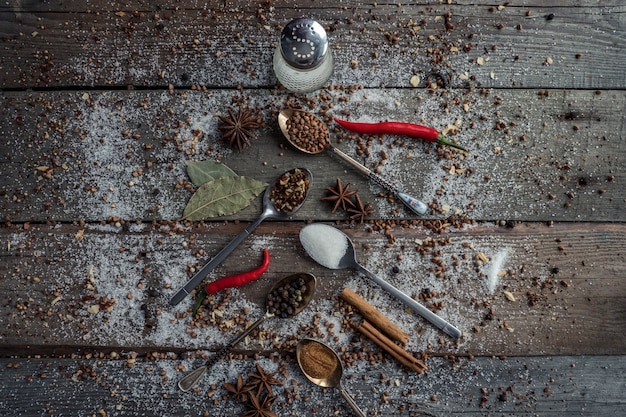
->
[267,279,309,317]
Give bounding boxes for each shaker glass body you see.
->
[273,47,333,93]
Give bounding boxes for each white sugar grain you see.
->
[299,224,348,269]
[486,248,510,294]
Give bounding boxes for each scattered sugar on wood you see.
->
[486,249,510,294]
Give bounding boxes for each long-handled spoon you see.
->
[278,109,428,215]
[178,272,317,392]
[299,223,461,339]
[170,167,313,306]
[297,338,367,417]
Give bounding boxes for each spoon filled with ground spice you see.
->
[300,223,461,339]
[170,167,312,306]
[297,338,367,417]
[278,109,428,215]
[178,272,317,392]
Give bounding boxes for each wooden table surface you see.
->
[1,1,625,416]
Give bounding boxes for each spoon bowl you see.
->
[279,109,427,215]
[299,223,461,339]
[278,108,329,155]
[170,167,313,306]
[265,271,317,318]
[178,272,317,392]
[297,338,366,417]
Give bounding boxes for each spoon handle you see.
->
[177,314,271,391]
[329,145,371,177]
[338,382,367,417]
[357,265,461,339]
[170,212,269,306]
[329,146,427,215]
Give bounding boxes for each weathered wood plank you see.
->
[2,1,624,416]
[1,88,624,222]
[1,221,625,356]
[0,355,624,416]
[3,0,624,12]
[1,2,624,89]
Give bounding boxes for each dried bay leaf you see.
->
[186,160,237,187]
[183,176,267,220]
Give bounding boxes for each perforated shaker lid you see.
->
[279,17,329,70]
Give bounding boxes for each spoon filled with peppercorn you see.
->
[178,272,317,392]
[278,108,428,215]
[297,338,367,417]
[170,167,313,307]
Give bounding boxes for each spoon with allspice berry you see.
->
[177,272,317,392]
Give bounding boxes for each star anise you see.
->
[347,193,374,224]
[218,106,262,151]
[247,363,283,396]
[320,177,357,212]
[242,393,277,417]
[223,374,255,402]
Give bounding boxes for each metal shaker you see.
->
[273,17,334,93]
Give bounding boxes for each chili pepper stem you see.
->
[436,134,467,152]
[192,289,208,316]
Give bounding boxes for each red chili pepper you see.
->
[334,117,467,151]
[205,248,270,294]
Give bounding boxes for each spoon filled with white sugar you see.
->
[299,223,461,339]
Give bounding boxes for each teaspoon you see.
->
[278,109,427,215]
[297,338,367,417]
[299,223,461,339]
[178,272,317,392]
[170,167,312,306]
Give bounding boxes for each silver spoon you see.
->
[170,167,313,306]
[178,272,317,392]
[278,109,428,215]
[297,338,367,417]
[299,223,461,339]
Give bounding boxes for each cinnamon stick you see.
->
[340,288,410,345]
[357,320,427,373]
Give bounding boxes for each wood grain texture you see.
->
[0,355,624,417]
[1,88,624,223]
[1,2,624,89]
[1,222,624,356]
[1,1,625,416]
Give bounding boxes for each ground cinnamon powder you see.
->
[299,341,339,380]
